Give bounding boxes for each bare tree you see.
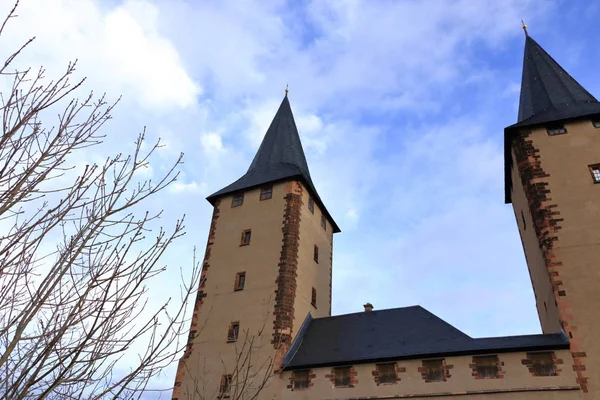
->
[0,2,200,399]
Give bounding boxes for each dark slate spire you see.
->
[504,34,600,204]
[207,94,340,232]
[513,35,600,127]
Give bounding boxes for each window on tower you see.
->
[308,197,315,214]
[218,374,232,397]
[260,186,273,200]
[334,366,352,387]
[473,355,500,378]
[311,287,317,308]
[314,245,319,263]
[293,370,310,389]
[232,193,244,207]
[227,322,240,342]
[320,214,326,230]
[589,164,600,183]
[234,272,246,291]
[546,125,567,136]
[240,229,252,246]
[592,119,600,128]
[376,363,397,384]
[422,359,445,382]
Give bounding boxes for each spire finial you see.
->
[285,84,289,97]
[521,19,529,36]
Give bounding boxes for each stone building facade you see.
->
[173,31,600,400]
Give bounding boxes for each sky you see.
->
[2,0,600,395]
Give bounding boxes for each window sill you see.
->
[233,287,244,291]
[239,243,250,247]
[334,385,354,389]
[226,339,237,343]
[377,381,398,386]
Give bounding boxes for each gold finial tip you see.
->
[285,84,289,94]
[521,19,529,36]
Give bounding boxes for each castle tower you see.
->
[505,31,600,397]
[173,94,339,399]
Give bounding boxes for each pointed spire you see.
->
[207,94,340,232]
[515,34,600,127]
[521,19,529,37]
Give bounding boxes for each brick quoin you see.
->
[171,199,221,400]
[272,181,303,363]
[513,131,589,394]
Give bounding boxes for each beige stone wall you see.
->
[294,186,334,323]
[176,182,291,399]
[510,154,561,333]
[279,350,581,399]
[510,119,600,397]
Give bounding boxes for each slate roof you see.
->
[504,34,600,203]
[207,95,340,233]
[282,306,569,369]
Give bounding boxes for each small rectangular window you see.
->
[311,287,317,308]
[227,322,239,342]
[218,374,232,397]
[232,193,244,207]
[308,197,315,214]
[530,352,556,376]
[314,245,319,263]
[589,164,600,183]
[293,370,310,389]
[234,272,246,291]
[474,355,499,378]
[377,363,397,383]
[423,359,445,382]
[320,215,326,230]
[546,125,567,136]
[334,366,351,387]
[240,229,251,246]
[260,186,273,201]
[592,119,600,128]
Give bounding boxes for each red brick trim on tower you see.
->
[512,131,589,394]
[272,181,303,360]
[172,200,221,400]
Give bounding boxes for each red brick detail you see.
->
[470,355,504,380]
[522,351,562,377]
[512,132,589,393]
[287,370,315,391]
[172,200,221,399]
[420,359,452,382]
[272,182,303,356]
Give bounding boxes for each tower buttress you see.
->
[505,34,600,398]
[173,95,339,399]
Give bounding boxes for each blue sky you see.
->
[2,0,599,393]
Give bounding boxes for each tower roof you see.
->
[207,95,340,233]
[504,34,600,203]
[511,35,600,128]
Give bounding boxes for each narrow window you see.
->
[589,164,600,183]
[423,359,445,382]
[234,272,246,291]
[293,370,310,389]
[313,245,319,263]
[521,210,526,230]
[240,229,251,246]
[260,186,273,201]
[334,366,351,387]
[218,374,232,397]
[227,322,239,342]
[311,287,317,308]
[474,355,499,378]
[530,352,556,376]
[592,119,600,128]
[377,363,397,384]
[320,214,326,230]
[232,193,244,207]
[546,125,567,136]
[308,197,315,214]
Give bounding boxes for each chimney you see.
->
[363,303,373,312]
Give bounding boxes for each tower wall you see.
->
[510,119,600,397]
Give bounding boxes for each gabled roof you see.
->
[282,306,569,369]
[206,95,340,232]
[504,34,600,203]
